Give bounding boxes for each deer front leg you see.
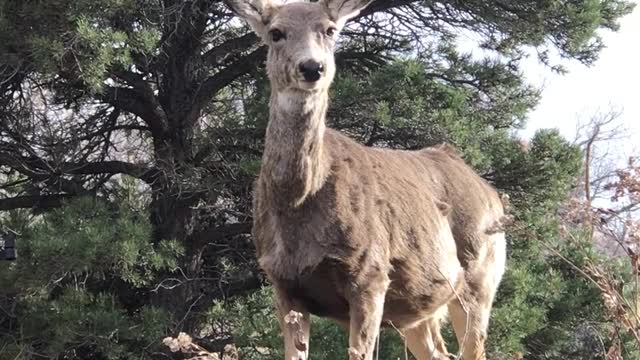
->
[274,286,310,360]
[347,281,389,360]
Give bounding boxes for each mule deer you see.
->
[226,0,507,358]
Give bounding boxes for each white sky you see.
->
[518,4,640,158]
[456,3,639,161]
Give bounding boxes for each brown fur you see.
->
[227,0,507,359]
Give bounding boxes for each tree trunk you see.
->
[149,125,205,334]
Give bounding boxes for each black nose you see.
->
[299,60,324,82]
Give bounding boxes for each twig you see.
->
[388,321,408,360]
[176,293,205,332]
[436,267,469,360]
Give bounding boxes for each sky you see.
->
[457,3,639,161]
[518,5,640,158]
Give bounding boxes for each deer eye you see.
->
[325,26,337,37]
[270,29,286,42]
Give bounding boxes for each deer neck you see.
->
[262,88,330,208]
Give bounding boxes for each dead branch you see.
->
[163,332,238,360]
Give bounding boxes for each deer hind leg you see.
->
[448,294,489,360]
[273,286,311,360]
[448,232,506,360]
[403,313,450,360]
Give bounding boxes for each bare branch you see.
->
[101,86,167,136]
[195,47,267,112]
[0,150,158,184]
[203,33,260,66]
[0,194,72,211]
[58,161,159,183]
[190,221,252,250]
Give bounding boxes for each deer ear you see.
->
[226,0,281,34]
[320,0,373,29]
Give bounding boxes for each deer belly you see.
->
[283,260,350,322]
[381,258,462,328]
[382,290,452,329]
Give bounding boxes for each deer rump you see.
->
[253,129,505,330]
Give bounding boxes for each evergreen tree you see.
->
[0,0,636,358]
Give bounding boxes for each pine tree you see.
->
[0,0,636,358]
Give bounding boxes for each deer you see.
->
[225,0,507,358]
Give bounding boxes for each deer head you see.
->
[227,0,372,92]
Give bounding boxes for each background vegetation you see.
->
[0,0,638,358]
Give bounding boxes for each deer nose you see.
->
[299,60,324,82]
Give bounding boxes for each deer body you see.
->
[256,125,464,329]
[228,1,507,359]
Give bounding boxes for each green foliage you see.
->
[16,290,166,359]
[476,130,623,359]
[0,0,636,358]
[455,0,635,67]
[1,0,144,92]
[72,16,132,92]
[330,55,539,156]
[10,197,180,288]
[0,197,180,359]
